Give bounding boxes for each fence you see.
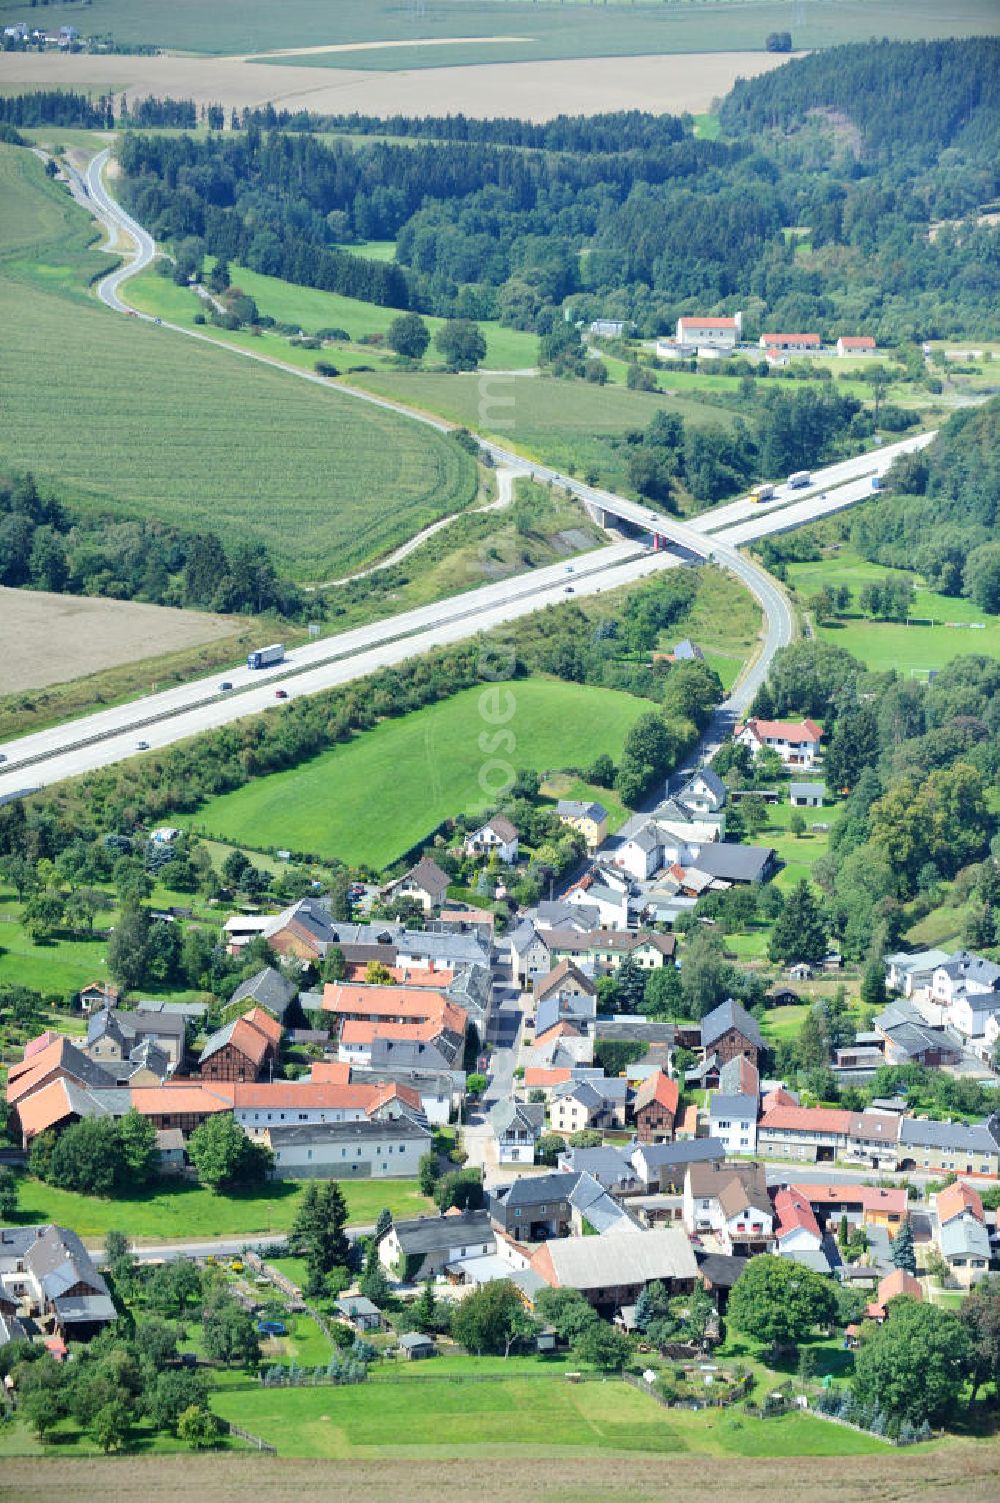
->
[227,1421,277,1454]
[622,1370,754,1411]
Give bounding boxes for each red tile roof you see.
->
[322,983,452,1020]
[774,1187,822,1240]
[678,316,738,329]
[761,332,820,345]
[524,1068,572,1087]
[231,1081,378,1110]
[876,1268,922,1306]
[789,1183,908,1218]
[130,1084,233,1117]
[634,1070,680,1116]
[310,1061,351,1085]
[759,1104,854,1135]
[936,1180,985,1225]
[23,1031,61,1060]
[15,1078,86,1140]
[243,1007,283,1046]
[736,717,823,744]
[839,335,876,348]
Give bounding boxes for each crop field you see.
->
[11,1173,431,1240]
[6,0,996,59]
[348,369,733,490]
[127,259,538,371]
[0,586,239,695]
[188,678,653,867]
[785,546,1000,673]
[0,145,478,580]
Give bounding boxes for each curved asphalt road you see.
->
[2,155,925,795]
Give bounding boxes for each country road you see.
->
[0,152,930,798]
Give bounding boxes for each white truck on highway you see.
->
[247,643,285,670]
[787,470,811,489]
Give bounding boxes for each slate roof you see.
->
[489,1099,545,1138]
[535,993,594,1039]
[936,950,1000,989]
[696,1251,747,1289]
[229,966,297,1019]
[557,800,608,822]
[391,1211,493,1254]
[701,999,765,1051]
[899,1117,1000,1154]
[534,1228,698,1289]
[940,1217,991,1261]
[266,1119,430,1148]
[709,1092,757,1122]
[692,844,774,883]
[490,1173,578,1209]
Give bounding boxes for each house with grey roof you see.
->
[488,1173,578,1241]
[676,767,727,816]
[534,991,596,1042]
[536,899,600,933]
[789,782,825,808]
[530,1227,698,1311]
[550,1074,629,1135]
[897,1115,1000,1177]
[693,842,775,885]
[0,1225,115,1341]
[228,966,299,1024]
[884,948,951,1000]
[701,998,765,1067]
[489,1099,545,1164]
[568,1171,639,1236]
[379,1211,495,1281]
[709,1093,758,1155]
[384,857,451,915]
[630,1137,725,1192]
[873,999,963,1068]
[556,1144,640,1194]
[938,1216,991,1286]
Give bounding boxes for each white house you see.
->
[789,782,825,808]
[489,1099,545,1164]
[930,951,1000,1009]
[264,1118,430,1180]
[676,768,727,818]
[884,948,950,1000]
[682,1160,775,1256]
[615,824,663,882]
[836,335,876,356]
[565,882,629,930]
[675,313,742,349]
[708,1093,758,1156]
[773,1188,824,1255]
[509,920,550,987]
[734,717,823,769]
[463,815,519,864]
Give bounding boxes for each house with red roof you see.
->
[759,332,821,352]
[773,1187,823,1254]
[198,1008,281,1084]
[676,313,742,349]
[866,1267,922,1321]
[837,335,877,356]
[632,1070,680,1143]
[734,717,823,768]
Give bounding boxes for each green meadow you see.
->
[188,678,653,867]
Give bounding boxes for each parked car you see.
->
[275,688,288,699]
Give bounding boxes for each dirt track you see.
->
[0,587,236,694]
[3,1446,1000,1503]
[0,49,791,121]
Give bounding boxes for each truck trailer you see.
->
[787,470,811,489]
[750,484,775,503]
[247,643,285,670]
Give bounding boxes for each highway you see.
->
[0,155,924,796]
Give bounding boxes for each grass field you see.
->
[188,678,653,867]
[0,144,478,580]
[348,369,732,491]
[10,1173,431,1241]
[209,1371,891,1458]
[127,261,538,374]
[786,545,1000,673]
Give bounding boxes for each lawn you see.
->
[762,1004,811,1043]
[210,1371,892,1458]
[187,678,653,868]
[348,370,732,494]
[786,546,1000,674]
[10,1174,431,1241]
[0,145,478,581]
[757,797,834,893]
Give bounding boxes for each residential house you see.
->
[564,878,629,931]
[676,767,728,817]
[488,1173,577,1240]
[85,1005,187,1073]
[682,1161,775,1256]
[198,1008,282,1084]
[348,1064,458,1126]
[701,998,765,1070]
[384,857,451,915]
[533,960,596,1010]
[556,800,608,850]
[263,897,339,963]
[556,1145,640,1195]
[773,1187,824,1259]
[510,920,551,988]
[897,1116,1000,1178]
[232,1080,400,1133]
[938,1217,991,1287]
[568,1172,639,1237]
[228,967,299,1025]
[884,948,951,1000]
[789,782,825,808]
[632,1070,679,1144]
[463,815,519,864]
[337,1017,464,1071]
[490,1099,545,1164]
[759,332,820,352]
[873,1000,963,1067]
[928,951,1000,1038]
[586,929,676,973]
[757,1105,900,1168]
[263,1118,430,1180]
[550,1076,628,1135]
[530,1228,698,1312]
[837,335,876,356]
[534,992,596,1045]
[323,983,456,1028]
[734,717,823,768]
[77,981,120,1014]
[535,900,599,933]
[379,1211,495,1281]
[786,1182,907,1233]
[398,1332,436,1359]
[630,1137,725,1193]
[717,1054,760,1099]
[709,1093,758,1156]
[675,313,741,349]
[0,1225,116,1342]
[7,1036,123,1112]
[590,319,625,337]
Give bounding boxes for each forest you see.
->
[100,36,1000,339]
[0,473,314,620]
[851,398,1000,612]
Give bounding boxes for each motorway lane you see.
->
[2,160,906,799]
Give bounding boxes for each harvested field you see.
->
[0,50,797,121]
[0,587,238,694]
[4,1445,1000,1502]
